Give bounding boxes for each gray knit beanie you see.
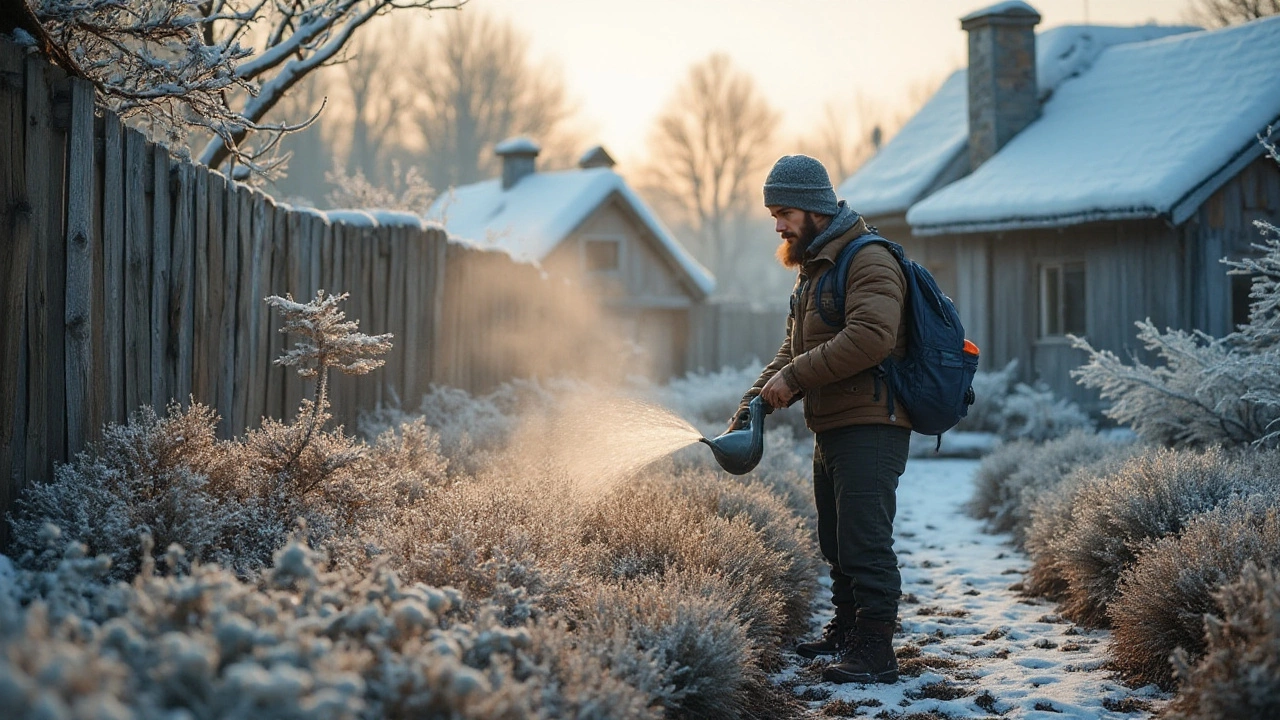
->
[762,154,838,215]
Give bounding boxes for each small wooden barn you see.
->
[838,2,1280,409]
[428,138,714,380]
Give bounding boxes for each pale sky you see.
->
[473,0,1194,165]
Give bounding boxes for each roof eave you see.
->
[909,207,1166,236]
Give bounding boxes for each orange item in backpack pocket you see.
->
[963,339,980,356]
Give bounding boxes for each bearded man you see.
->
[730,154,911,684]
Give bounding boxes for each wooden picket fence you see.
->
[0,41,589,547]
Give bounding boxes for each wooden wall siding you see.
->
[1191,153,1280,336]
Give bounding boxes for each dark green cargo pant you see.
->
[813,423,911,623]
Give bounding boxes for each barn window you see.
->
[583,238,621,273]
[1039,261,1086,338]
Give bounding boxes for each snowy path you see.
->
[775,458,1167,719]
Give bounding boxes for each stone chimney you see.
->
[577,145,616,170]
[495,136,540,189]
[962,1,1041,170]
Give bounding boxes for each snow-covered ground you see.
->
[776,458,1168,719]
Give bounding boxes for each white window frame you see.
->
[581,235,624,276]
[1038,259,1087,340]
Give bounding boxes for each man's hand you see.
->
[760,372,797,409]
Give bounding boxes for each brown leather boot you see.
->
[822,618,899,684]
[795,616,851,659]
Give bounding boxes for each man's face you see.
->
[769,205,819,269]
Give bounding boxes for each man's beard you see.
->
[775,213,820,269]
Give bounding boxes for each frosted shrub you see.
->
[1108,497,1280,688]
[667,470,820,638]
[1022,446,1143,597]
[7,403,247,580]
[578,476,794,667]
[955,359,1018,433]
[966,430,1134,547]
[0,534,657,720]
[366,466,581,623]
[953,359,1091,441]
[1046,447,1279,626]
[576,572,761,720]
[1167,563,1280,720]
[998,381,1093,442]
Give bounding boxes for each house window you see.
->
[1039,261,1086,338]
[583,238,621,273]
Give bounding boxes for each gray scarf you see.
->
[804,201,860,259]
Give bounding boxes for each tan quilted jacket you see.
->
[740,217,912,433]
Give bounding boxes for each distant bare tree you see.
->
[797,74,949,186]
[339,23,415,184]
[412,9,581,191]
[640,53,780,278]
[1185,0,1280,26]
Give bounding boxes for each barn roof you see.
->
[428,167,715,298]
[836,23,1198,220]
[907,16,1280,235]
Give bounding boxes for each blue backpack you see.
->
[815,232,979,442]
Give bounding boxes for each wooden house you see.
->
[838,2,1280,409]
[428,138,714,379]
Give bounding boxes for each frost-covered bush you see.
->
[576,572,759,719]
[1108,497,1280,688]
[7,291,434,578]
[0,534,659,720]
[1071,133,1280,448]
[7,403,245,580]
[1042,447,1279,627]
[665,470,821,638]
[954,359,1018,434]
[966,430,1134,548]
[578,477,797,669]
[1167,562,1280,720]
[953,359,1092,442]
[1021,445,1144,598]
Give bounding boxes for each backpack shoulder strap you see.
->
[816,232,902,326]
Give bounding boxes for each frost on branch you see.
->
[268,290,393,382]
[1070,131,1280,448]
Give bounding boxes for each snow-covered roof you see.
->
[428,168,715,298]
[908,17,1280,234]
[837,23,1198,219]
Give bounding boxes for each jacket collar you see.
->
[807,213,869,269]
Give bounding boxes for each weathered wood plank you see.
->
[24,55,56,485]
[191,166,210,405]
[151,146,172,409]
[386,227,407,406]
[264,203,287,421]
[64,76,95,455]
[171,161,195,405]
[426,230,448,387]
[215,174,238,438]
[88,113,105,441]
[232,185,253,436]
[370,228,389,408]
[100,112,124,426]
[402,228,421,405]
[0,41,31,546]
[246,194,271,427]
[123,128,150,417]
[282,211,304,420]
